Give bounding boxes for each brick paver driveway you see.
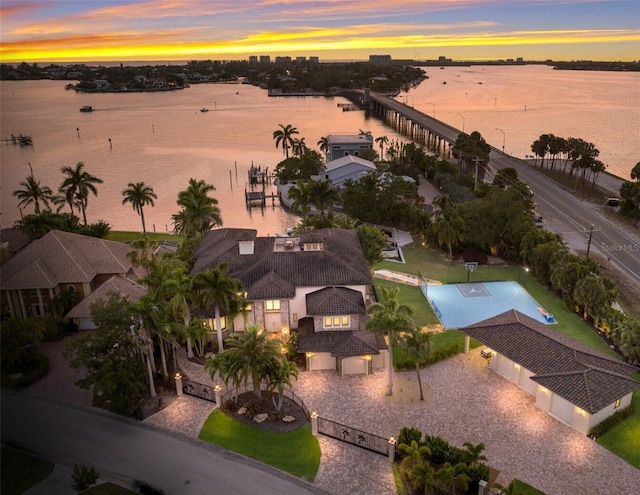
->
[293,350,640,495]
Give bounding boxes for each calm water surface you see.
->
[1,65,638,233]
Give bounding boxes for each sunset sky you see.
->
[1,0,639,63]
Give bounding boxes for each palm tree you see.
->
[13,174,53,214]
[431,195,465,259]
[172,178,222,237]
[287,180,312,218]
[59,161,103,225]
[166,268,196,359]
[400,327,434,401]
[366,286,415,396]
[317,136,330,158]
[291,137,307,157]
[193,262,242,353]
[375,135,389,159]
[264,358,299,411]
[398,439,432,478]
[210,324,284,399]
[462,441,487,467]
[122,182,157,234]
[273,124,299,159]
[307,179,339,217]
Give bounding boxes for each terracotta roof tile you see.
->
[306,287,366,315]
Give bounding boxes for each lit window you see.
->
[323,316,350,328]
[207,316,227,330]
[265,300,280,312]
[614,398,621,409]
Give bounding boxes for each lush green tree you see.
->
[291,137,307,157]
[274,151,325,183]
[273,123,299,159]
[65,296,146,415]
[356,223,387,272]
[172,178,222,237]
[615,317,640,365]
[13,174,53,215]
[193,262,243,352]
[166,267,197,358]
[620,180,640,219]
[366,286,415,396]
[59,162,103,225]
[574,275,610,322]
[122,182,157,234]
[462,442,487,467]
[0,317,47,371]
[454,131,491,171]
[400,327,434,401]
[287,180,312,217]
[207,324,284,399]
[492,167,519,189]
[431,195,465,259]
[631,161,640,181]
[530,241,568,286]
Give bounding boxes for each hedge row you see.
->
[588,404,635,438]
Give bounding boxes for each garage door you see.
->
[342,357,368,375]
[308,353,335,371]
[550,393,574,425]
[518,368,538,395]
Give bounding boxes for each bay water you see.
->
[1,65,638,234]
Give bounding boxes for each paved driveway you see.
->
[292,350,640,495]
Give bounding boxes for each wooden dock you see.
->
[244,189,280,207]
[2,134,33,146]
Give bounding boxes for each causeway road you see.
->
[489,150,640,288]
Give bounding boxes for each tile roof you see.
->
[191,228,372,297]
[297,317,386,357]
[67,275,146,319]
[306,287,366,315]
[1,230,133,290]
[461,310,640,413]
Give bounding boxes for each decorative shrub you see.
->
[6,353,50,388]
[589,404,635,438]
[395,343,462,371]
[70,463,99,492]
[398,427,422,455]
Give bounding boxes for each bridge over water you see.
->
[340,89,461,157]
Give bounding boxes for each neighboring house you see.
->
[190,228,386,375]
[93,79,109,89]
[311,155,377,189]
[0,228,31,265]
[0,230,144,321]
[327,134,373,161]
[461,310,640,435]
[66,275,146,330]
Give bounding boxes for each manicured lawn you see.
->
[1,448,54,495]
[374,278,440,328]
[596,378,640,469]
[107,231,185,243]
[198,410,320,481]
[510,479,547,495]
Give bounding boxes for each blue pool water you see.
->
[422,281,555,329]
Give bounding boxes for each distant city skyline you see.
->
[1,0,639,63]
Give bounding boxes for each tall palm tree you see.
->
[291,137,307,157]
[172,178,222,237]
[431,195,465,260]
[273,124,299,159]
[317,135,330,158]
[366,286,415,396]
[375,135,389,160]
[193,262,242,353]
[400,327,434,401]
[166,268,196,358]
[220,324,284,399]
[13,174,53,214]
[122,182,158,234]
[59,161,103,225]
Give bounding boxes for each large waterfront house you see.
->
[0,230,145,329]
[326,134,374,161]
[190,228,387,375]
[461,310,640,435]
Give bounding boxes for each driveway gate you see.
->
[317,416,390,456]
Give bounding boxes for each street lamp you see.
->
[496,128,505,153]
[456,113,465,133]
[426,102,435,117]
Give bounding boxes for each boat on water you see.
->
[79,106,94,112]
[200,107,209,112]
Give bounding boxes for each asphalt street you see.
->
[489,151,640,286]
[1,392,329,495]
